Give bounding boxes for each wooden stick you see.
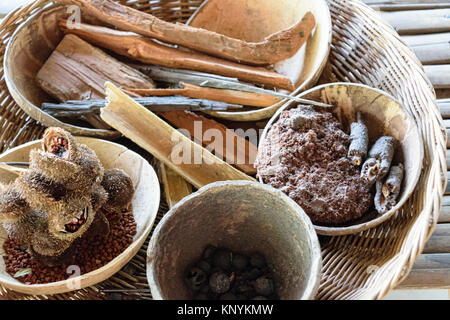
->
[126,82,281,108]
[158,162,192,208]
[132,65,332,108]
[100,82,256,189]
[59,21,295,91]
[158,110,258,175]
[57,0,315,66]
[41,96,243,118]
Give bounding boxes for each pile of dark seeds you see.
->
[185,245,279,300]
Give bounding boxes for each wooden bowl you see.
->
[3,5,119,140]
[257,83,424,236]
[187,0,332,121]
[147,181,322,300]
[0,137,160,295]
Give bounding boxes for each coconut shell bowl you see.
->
[147,181,322,300]
[187,0,332,121]
[0,137,160,295]
[257,82,424,236]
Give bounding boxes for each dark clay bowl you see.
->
[146,180,322,300]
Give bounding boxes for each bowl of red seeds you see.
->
[0,136,160,295]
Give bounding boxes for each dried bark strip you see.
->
[158,110,258,175]
[126,83,281,108]
[57,0,316,66]
[59,21,295,91]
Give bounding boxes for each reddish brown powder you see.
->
[256,105,373,225]
[2,211,136,284]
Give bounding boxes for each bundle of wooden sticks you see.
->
[36,0,319,175]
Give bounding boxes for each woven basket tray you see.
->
[0,0,446,300]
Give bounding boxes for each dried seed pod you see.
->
[348,115,368,166]
[42,127,78,161]
[2,209,44,245]
[361,136,396,185]
[374,163,404,214]
[0,183,31,222]
[47,197,96,242]
[31,227,73,257]
[84,210,110,239]
[91,186,108,212]
[101,169,135,213]
[31,128,104,192]
[16,171,68,212]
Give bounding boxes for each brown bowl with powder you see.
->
[256,83,423,236]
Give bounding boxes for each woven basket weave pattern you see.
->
[0,0,446,300]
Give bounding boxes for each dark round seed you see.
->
[250,253,266,269]
[209,272,231,294]
[212,249,232,271]
[185,267,207,291]
[253,276,274,296]
[197,260,212,274]
[232,254,248,271]
[246,268,261,280]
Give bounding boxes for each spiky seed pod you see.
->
[31,227,73,257]
[101,169,135,213]
[2,210,45,246]
[29,149,81,186]
[16,170,68,213]
[0,183,30,223]
[84,210,110,239]
[42,127,79,161]
[75,144,104,189]
[91,186,108,212]
[47,196,96,242]
[31,243,77,267]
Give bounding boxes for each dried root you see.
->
[375,163,404,214]
[361,136,396,185]
[348,114,369,166]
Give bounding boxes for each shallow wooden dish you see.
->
[0,137,160,295]
[258,83,424,236]
[187,0,332,121]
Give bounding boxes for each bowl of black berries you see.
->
[146,180,322,300]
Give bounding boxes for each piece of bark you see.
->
[36,34,155,102]
[57,0,316,66]
[59,21,295,91]
[126,83,281,108]
[158,162,192,208]
[158,110,258,175]
[100,82,256,189]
